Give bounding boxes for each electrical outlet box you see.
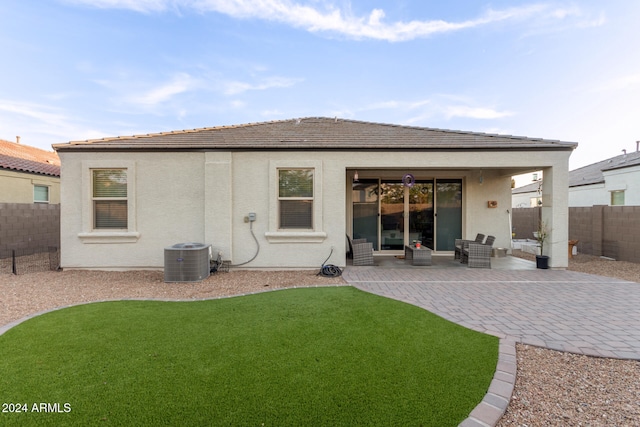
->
[248,212,256,222]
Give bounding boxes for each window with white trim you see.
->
[33,185,49,203]
[611,190,625,206]
[278,169,313,229]
[92,169,128,229]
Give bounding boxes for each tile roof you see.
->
[0,139,60,177]
[54,117,578,152]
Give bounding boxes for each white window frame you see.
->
[278,168,314,230]
[610,190,625,206]
[265,160,326,243]
[33,184,50,204]
[79,160,139,243]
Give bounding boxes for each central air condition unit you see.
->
[164,243,211,283]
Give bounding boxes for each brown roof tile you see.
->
[54,117,578,152]
[0,139,60,177]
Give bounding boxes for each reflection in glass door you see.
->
[408,183,434,249]
[435,180,462,251]
[352,180,379,249]
[380,182,404,250]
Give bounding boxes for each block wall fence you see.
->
[0,203,60,253]
[512,206,640,263]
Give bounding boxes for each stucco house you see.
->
[0,138,60,204]
[53,117,576,270]
[513,146,640,208]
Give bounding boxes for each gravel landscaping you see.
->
[1,254,639,426]
[498,252,640,427]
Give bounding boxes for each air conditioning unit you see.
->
[164,243,211,283]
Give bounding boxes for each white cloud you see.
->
[0,99,107,148]
[63,0,171,13]
[64,0,583,42]
[358,97,512,120]
[222,76,302,95]
[127,73,196,107]
[445,105,514,120]
[0,100,69,125]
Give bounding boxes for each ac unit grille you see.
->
[164,243,211,283]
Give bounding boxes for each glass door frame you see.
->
[351,174,462,254]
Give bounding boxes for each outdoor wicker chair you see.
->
[463,235,495,268]
[351,238,374,266]
[454,233,485,260]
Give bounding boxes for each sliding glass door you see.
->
[380,182,404,250]
[435,180,462,251]
[352,177,461,252]
[352,180,379,249]
[408,182,434,249]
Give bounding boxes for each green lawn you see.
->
[0,287,497,426]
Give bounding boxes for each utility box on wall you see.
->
[164,243,211,283]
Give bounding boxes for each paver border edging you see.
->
[459,337,517,427]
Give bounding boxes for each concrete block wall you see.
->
[515,205,640,263]
[511,207,540,239]
[0,203,60,253]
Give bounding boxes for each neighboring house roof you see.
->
[512,149,640,193]
[54,117,578,152]
[0,139,60,177]
[512,181,541,194]
[569,150,640,188]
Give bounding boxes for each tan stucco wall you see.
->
[0,169,60,204]
[58,149,572,270]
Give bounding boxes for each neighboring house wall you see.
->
[59,149,572,270]
[0,169,60,204]
[0,203,60,253]
[568,183,608,207]
[603,165,640,206]
[512,191,538,208]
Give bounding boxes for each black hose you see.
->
[318,247,342,277]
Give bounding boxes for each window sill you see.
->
[264,231,327,243]
[78,231,141,244]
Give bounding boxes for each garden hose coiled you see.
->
[318,248,342,277]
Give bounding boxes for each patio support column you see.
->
[541,165,569,268]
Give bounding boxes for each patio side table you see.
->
[404,245,432,266]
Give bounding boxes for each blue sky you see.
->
[1,0,639,170]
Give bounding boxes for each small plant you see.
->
[537,220,549,256]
